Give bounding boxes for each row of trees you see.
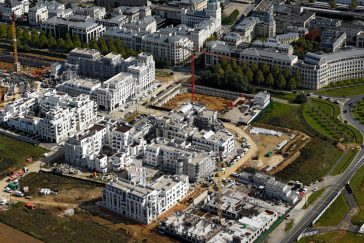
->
[0,23,137,57]
[199,60,302,92]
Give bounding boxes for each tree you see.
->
[262,63,270,75]
[287,77,298,90]
[265,73,274,88]
[0,24,7,39]
[108,38,117,53]
[90,39,99,50]
[284,67,292,80]
[72,35,82,48]
[293,93,307,104]
[98,37,108,53]
[48,36,57,49]
[16,28,23,41]
[256,70,264,85]
[350,0,358,9]
[22,30,31,43]
[277,74,286,89]
[65,38,74,51]
[309,0,316,2]
[57,38,66,50]
[272,65,280,78]
[246,68,254,83]
[39,33,48,48]
[251,62,259,73]
[329,0,336,8]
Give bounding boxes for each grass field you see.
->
[331,149,358,176]
[266,90,296,101]
[303,188,325,209]
[314,193,349,227]
[0,135,47,178]
[0,203,131,243]
[350,164,364,225]
[20,172,102,196]
[352,98,364,125]
[298,231,364,243]
[316,84,364,97]
[257,102,342,184]
[303,99,362,144]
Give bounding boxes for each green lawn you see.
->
[352,98,364,125]
[0,203,130,243]
[331,149,359,176]
[19,172,102,196]
[350,164,364,225]
[314,193,349,227]
[303,188,325,209]
[267,90,296,101]
[316,84,364,97]
[256,102,342,184]
[0,135,47,178]
[298,231,364,243]
[303,99,362,144]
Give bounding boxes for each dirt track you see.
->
[163,93,229,111]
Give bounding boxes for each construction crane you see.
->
[11,12,20,72]
[177,46,242,103]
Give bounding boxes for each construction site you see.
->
[0,15,55,108]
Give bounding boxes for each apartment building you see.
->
[102,175,189,224]
[191,130,235,158]
[356,31,364,48]
[111,5,151,20]
[97,15,128,29]
[0,90,97,143]
[41,16,105,43]
[144,141,216,182]
[1,0,29,21]
[181,0,221,30]
[56,78,101,97]
[320,30,347,52]
[95,72,134,111]
[64,123,108,172]
[95,0,147,7]
[123,16,157,33]
[73,5,106,20]
[299,49,364,89]
[28,4,48,26]
[67,48,155,85]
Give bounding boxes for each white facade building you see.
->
[1,0,29,21]
[95,72,134,111]
[0,90,97,143]
[102,175,189,224]
[28,4,48,26]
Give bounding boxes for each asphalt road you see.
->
[282,95,364,242]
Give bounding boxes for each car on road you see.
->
[312,187,319,192]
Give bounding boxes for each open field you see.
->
[0,203,132,243]
[352,98,364,125]
[2,172,175,243]
[314,193,349,227]
[304,99,362,144]
[303,188,325,209]
[162,93,229,111]
[350,164,364,225]
[0,135,47,178]
[19,172,103,204]
[316,84,364,97]
[256,102,342,184]
[298,231,364,243]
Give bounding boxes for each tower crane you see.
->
[11,12,20,72]
[177,46,244,103]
